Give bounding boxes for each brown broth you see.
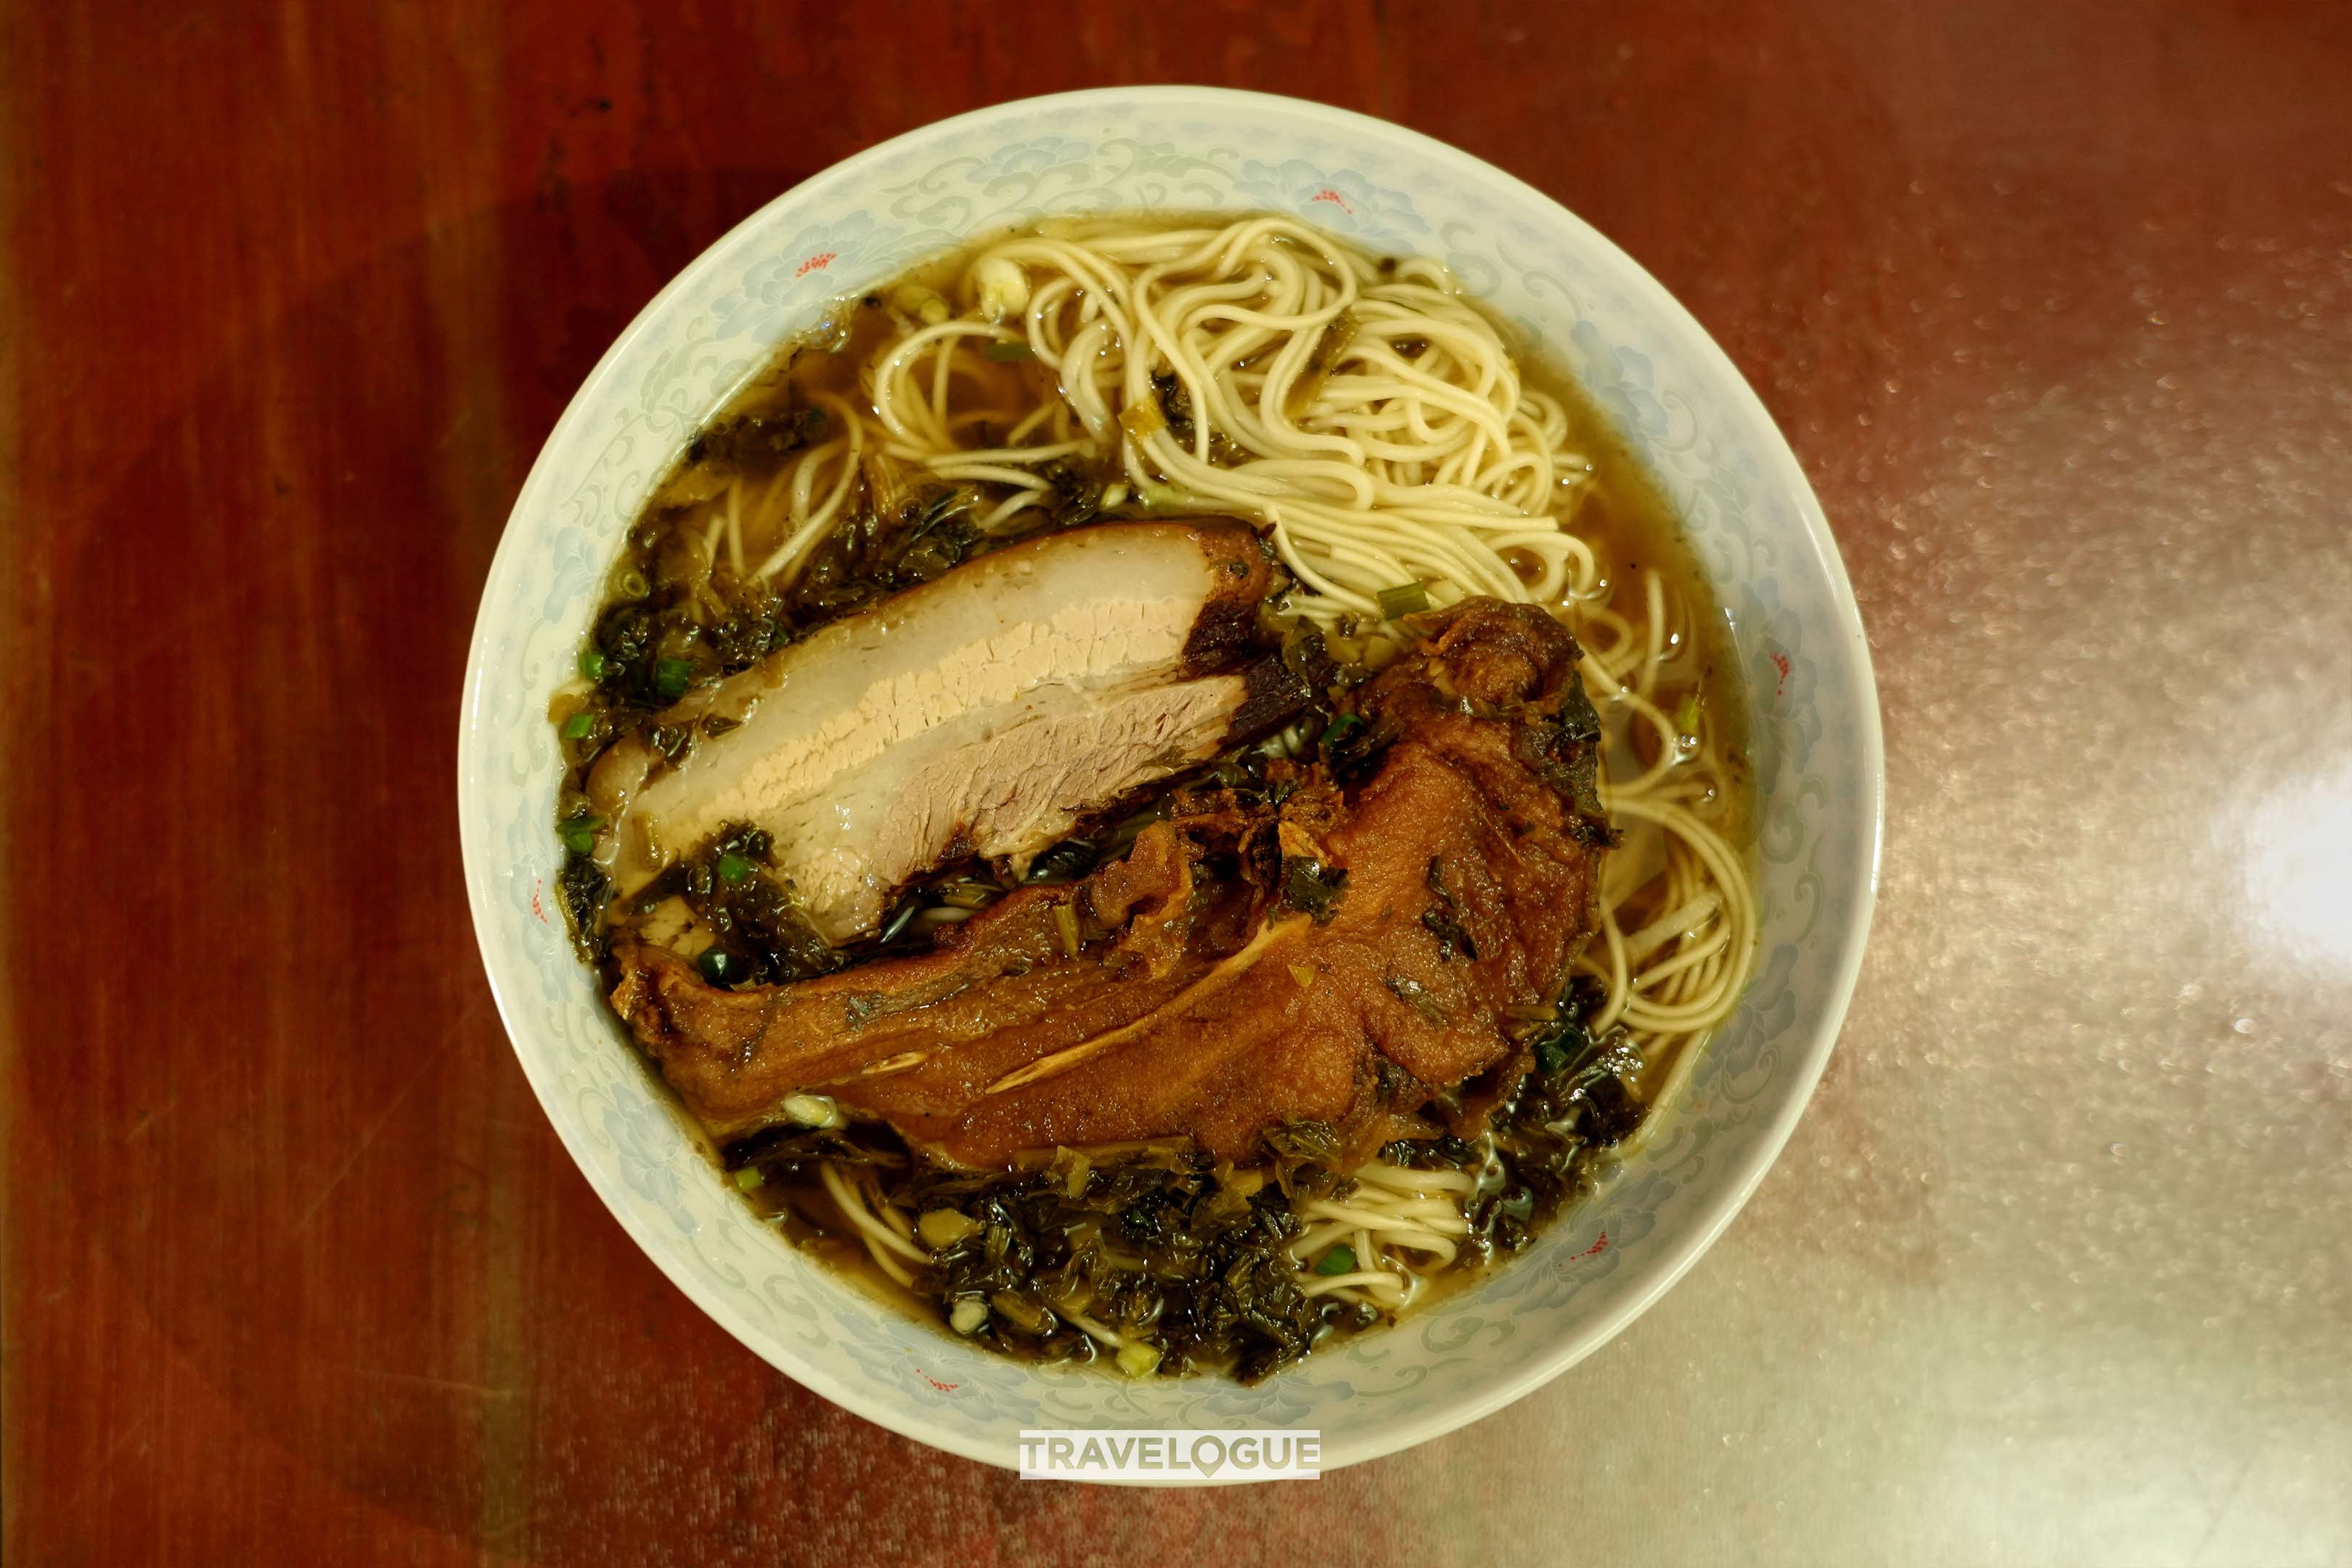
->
[560,213,1757,1369]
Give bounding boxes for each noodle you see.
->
[732,215,1604,618]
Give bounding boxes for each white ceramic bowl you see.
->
[459,86,1882,1478]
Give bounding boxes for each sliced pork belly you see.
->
[609,599,1614,1169]
[589,520,1282,943]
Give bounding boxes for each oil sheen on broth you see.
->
[552,212,1756,1380]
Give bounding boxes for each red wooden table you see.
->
[9,4,2351,1563]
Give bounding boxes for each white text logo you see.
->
[1017,1428,1321,1482]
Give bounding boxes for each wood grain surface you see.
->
[7,3,2350,1564]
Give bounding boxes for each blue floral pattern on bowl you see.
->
[458,88,1882,1480]
[1231,158,1432,247]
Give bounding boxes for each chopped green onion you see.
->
[780,1093,844,1128]
[990,1291,1048,1335]
[578,650,608,682]
[1115,1342,1163,1379]
[1320,713,1365,748]
[654,658,693,701]
[734,1166,765,1193]
[1376,581,1429,618]
[558,814,603,854]
[983,340,1036,362]
[1314,1244,1358,1276]
[1674,690,1703,735]
[1533,1018,1593,1078]
[878,900,920,945]
[948,1297,990,1335]
[1053,902,1081,960]
[1133,481,1220,512]
[918,1209,981,1249]
[1024,839,1099,884]
[716,851,752,885]
[696,948,735,987]
[1107,804,1167,852]
[936,880,999,909]
[560,711,595,740]
[890,283,950,324]
[1119,398,1167,442]
[616,567,650,600]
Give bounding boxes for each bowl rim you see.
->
[459,83,1885,1476]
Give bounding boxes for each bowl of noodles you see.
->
[459,87,1882,1477]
